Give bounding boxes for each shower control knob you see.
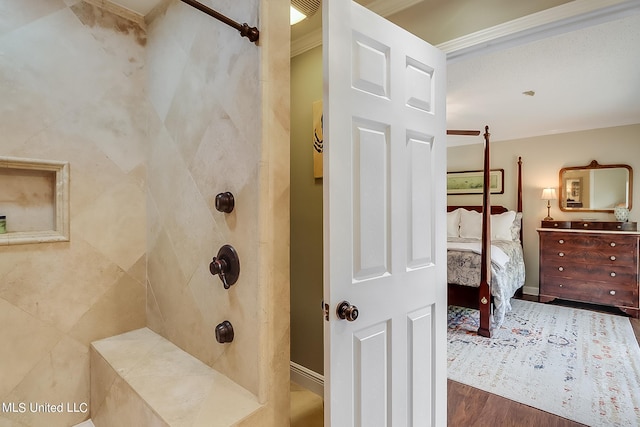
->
[336,301,359,322]
[210,244,240,289]
[215,320,234,343]
[215,192,235,213]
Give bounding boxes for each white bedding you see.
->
[446,241,509,269]
[447,237,526,328]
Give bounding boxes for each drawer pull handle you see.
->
[610,290,616,296]
[558,252,564,257]
[558,239,565,244]
[616,225,622,229]
[583,223,589,227]
[610,272,616,277]
[558,267,564,272]
[610,242,616,247]
[559,284,563,288]
[610,256,616,261]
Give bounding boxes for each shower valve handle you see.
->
[210,245,240,289]
[210,257,230,288]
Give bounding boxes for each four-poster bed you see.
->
[446,126,525,337]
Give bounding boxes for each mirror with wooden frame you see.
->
[559,160,632,212]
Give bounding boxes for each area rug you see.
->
[447,299,640,426]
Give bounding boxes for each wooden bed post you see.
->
[446,146,524,337]
[517,156,523,245]
[478,126,492,338]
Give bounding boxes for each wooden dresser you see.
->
[538,221,639,318]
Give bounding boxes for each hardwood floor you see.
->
[292,298,640,426]
[448,380,585,427]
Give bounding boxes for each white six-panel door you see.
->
[323,1,448,426]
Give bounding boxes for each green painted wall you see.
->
[290,45,324,374]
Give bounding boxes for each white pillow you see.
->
[510,212,523,242]
[491,211,516,241]
[459,209,482,239]
[459,209,517,241]
[447,208,461,238]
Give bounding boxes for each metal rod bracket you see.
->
[180,0,259,44]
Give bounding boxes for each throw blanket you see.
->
[447,238,526,328]
[446,241,509,269]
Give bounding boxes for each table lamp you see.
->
[541,188,557,221]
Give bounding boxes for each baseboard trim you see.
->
[523,286,539,296]
[290,361,324,397]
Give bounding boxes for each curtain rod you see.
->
[179,0,259,44]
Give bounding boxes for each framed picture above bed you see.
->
[447,169,504,195]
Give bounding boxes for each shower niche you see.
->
[0,156,69,245]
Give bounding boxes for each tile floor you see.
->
[290,381,323,427]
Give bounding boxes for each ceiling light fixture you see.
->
[290,0,321,25]
[290,5,306,25]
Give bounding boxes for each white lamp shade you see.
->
[541,188,557,200]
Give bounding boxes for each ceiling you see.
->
[292,0,640,146]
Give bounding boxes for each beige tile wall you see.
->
[145,4,290,423]
[0,1,147,426]
[145,0,264,392]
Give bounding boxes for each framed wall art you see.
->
[312,100,323,178]
[447,169,504,195]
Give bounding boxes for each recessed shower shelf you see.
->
[0,156,70,246]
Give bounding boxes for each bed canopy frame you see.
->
[447,126,524,337]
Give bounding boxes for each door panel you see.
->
[407,306,434,426]
[407,135,435,268]
[353,119,389,280]
[323,0,447,425]
[354,321,390,427]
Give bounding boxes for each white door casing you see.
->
[323,1,448,426]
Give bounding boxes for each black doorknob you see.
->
[215,320,234,343]
[336,301,359,322]
[215,192,235,213]
[210,244,240,289]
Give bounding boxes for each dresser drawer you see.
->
[571,221,605,230]
[540,245,637,266]
[540,232,638,251]
[540,279,639,308]
[540,260,637,284]
[540,232,637,266]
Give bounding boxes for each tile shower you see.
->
[0,0,289,426]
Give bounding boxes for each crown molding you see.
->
[437,0,640,62]
[291,27,323,57]
[292,0,640,59]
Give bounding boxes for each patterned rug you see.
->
[447,299,640,426]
